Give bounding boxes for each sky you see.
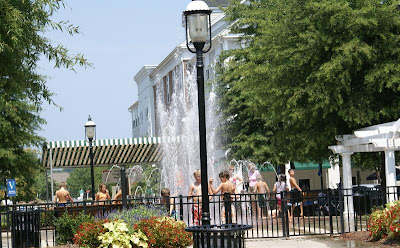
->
[39,0,190,142]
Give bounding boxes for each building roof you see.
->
[259,161,331,172]
[205,0,230,7]
[51,172,70,184]
[42,138,163,168]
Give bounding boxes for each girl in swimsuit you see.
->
[95,184,111,205]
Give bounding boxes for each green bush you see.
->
[40,211,55,228]
[1,217,8,230]
[53,211,93,245]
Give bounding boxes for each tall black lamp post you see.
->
[184,0,212,226]
[85,115,96,201]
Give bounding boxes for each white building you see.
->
[129,0,239,138]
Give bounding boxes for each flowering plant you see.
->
[98,219,148,248]
[368,207,385,241]
[133,216,192,248]
[73,220,107,248]
[368,200,400,241]
[102,205,166,228]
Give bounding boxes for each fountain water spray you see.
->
[156,63,221,195]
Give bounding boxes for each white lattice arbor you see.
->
[329,118,400,231]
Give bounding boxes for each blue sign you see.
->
[6,179,16,197]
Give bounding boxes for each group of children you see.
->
[161,167,304,225]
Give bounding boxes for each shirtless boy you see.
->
[188,170,204,225]
[209,170,237,223]
[289,169,303,218]
[54,182,73,206]
[255,174,270,219]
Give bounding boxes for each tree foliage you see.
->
[32,168,59,201]
[216,0,400,164]
[66,167,103,198]
[0,0,88,179]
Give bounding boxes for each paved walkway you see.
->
[245,235,378,248]
[3,231,381,248]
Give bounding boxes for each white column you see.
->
[341,152,355,232]
[328,156,340,189]
[385,149,397,202]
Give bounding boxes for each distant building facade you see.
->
[129,0,240,138]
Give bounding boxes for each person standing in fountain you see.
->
[95,184,111,205]
[228,165,243,193]
[161,188,177,218]
[54,182,73,206]
[248,163,261,215]
[188,169,212,225]
[255,174,270,219]
[289,169,304,218]
[272,174,291,220]
[209,170,237,224]
[113,188,122,204]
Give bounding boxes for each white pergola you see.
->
[329,118,400,231]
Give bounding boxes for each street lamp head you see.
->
[85,115,96,140]
[184,0,212,53]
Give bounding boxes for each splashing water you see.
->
[156,63,221,196]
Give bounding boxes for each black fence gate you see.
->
[0,186,396,247]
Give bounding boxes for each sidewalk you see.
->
[245,235,377,248]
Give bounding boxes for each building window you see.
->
[175,65,181,93]
[132,108,139,130]
[140,111,143,124]
[145,107,149,119]
[166,76,170,104]
[206,69,210,80]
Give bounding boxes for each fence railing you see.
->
[0,186,397,247]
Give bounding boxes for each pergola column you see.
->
[385,149,397,202]
[340,152,355,232]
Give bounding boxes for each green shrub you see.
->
[134,216,192,248]
[73,220,106,248]
[53,211,93,245]
[40,211,55,228]
[1,217,8,230]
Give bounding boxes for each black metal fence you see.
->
[0,186,397,247]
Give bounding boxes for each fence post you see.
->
[224,192,232,224]
[327,188,333,236]
[338,185,345,234]
[280,191,289,238]
[179,195,184,221]
[121,167,127,210]
[83,200,87,215]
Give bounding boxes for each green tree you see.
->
[66,167,103,198]
[217,0,400,164]
[32,169,59,201]
[0,0,88,182]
